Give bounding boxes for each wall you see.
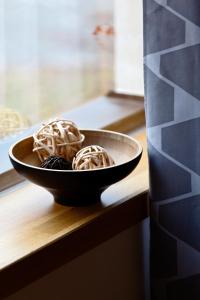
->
[6,221,149,300]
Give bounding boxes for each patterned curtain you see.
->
[143,0,200,299]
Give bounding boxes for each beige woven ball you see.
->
[72,145,115,170]
[0,107,29,139]
[33,119,84,162]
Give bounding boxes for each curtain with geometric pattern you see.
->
[143,0,200,299]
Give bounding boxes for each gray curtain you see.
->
[143,0,200,299]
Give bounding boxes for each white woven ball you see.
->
[72,145,115,170]
[33,119,84,162]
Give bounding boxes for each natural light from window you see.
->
[0,0,143,174]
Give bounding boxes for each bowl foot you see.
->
[48,188,105,206]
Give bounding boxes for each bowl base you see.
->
[48,187,106,206]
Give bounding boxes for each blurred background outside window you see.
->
[0,0,143,171]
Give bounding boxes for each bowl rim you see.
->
[8,129,143,173]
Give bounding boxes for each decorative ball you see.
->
[41,155,72,170]
[72,145,115,170]
[33,119,84,162]
[0,108,29,139]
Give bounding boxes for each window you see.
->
[114,0,143,95]
[0,0,143,176]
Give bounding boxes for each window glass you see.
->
[0,0,113,128]
[114,0,143,95]
[0,0,143,173]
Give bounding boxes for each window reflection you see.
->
[0,107,29,140]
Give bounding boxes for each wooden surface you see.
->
[0,131,148,298]
[0,169,23,192]
[63,94,145,133]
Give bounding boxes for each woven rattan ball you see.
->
[0,107,29,139]
[33,119,84,162]
[72,145,115,170]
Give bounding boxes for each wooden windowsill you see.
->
[0,131,148,298]
[0,91,147,297]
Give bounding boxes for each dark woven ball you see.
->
[41,155,72,170]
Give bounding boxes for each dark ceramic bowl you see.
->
[9,129,142,206]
